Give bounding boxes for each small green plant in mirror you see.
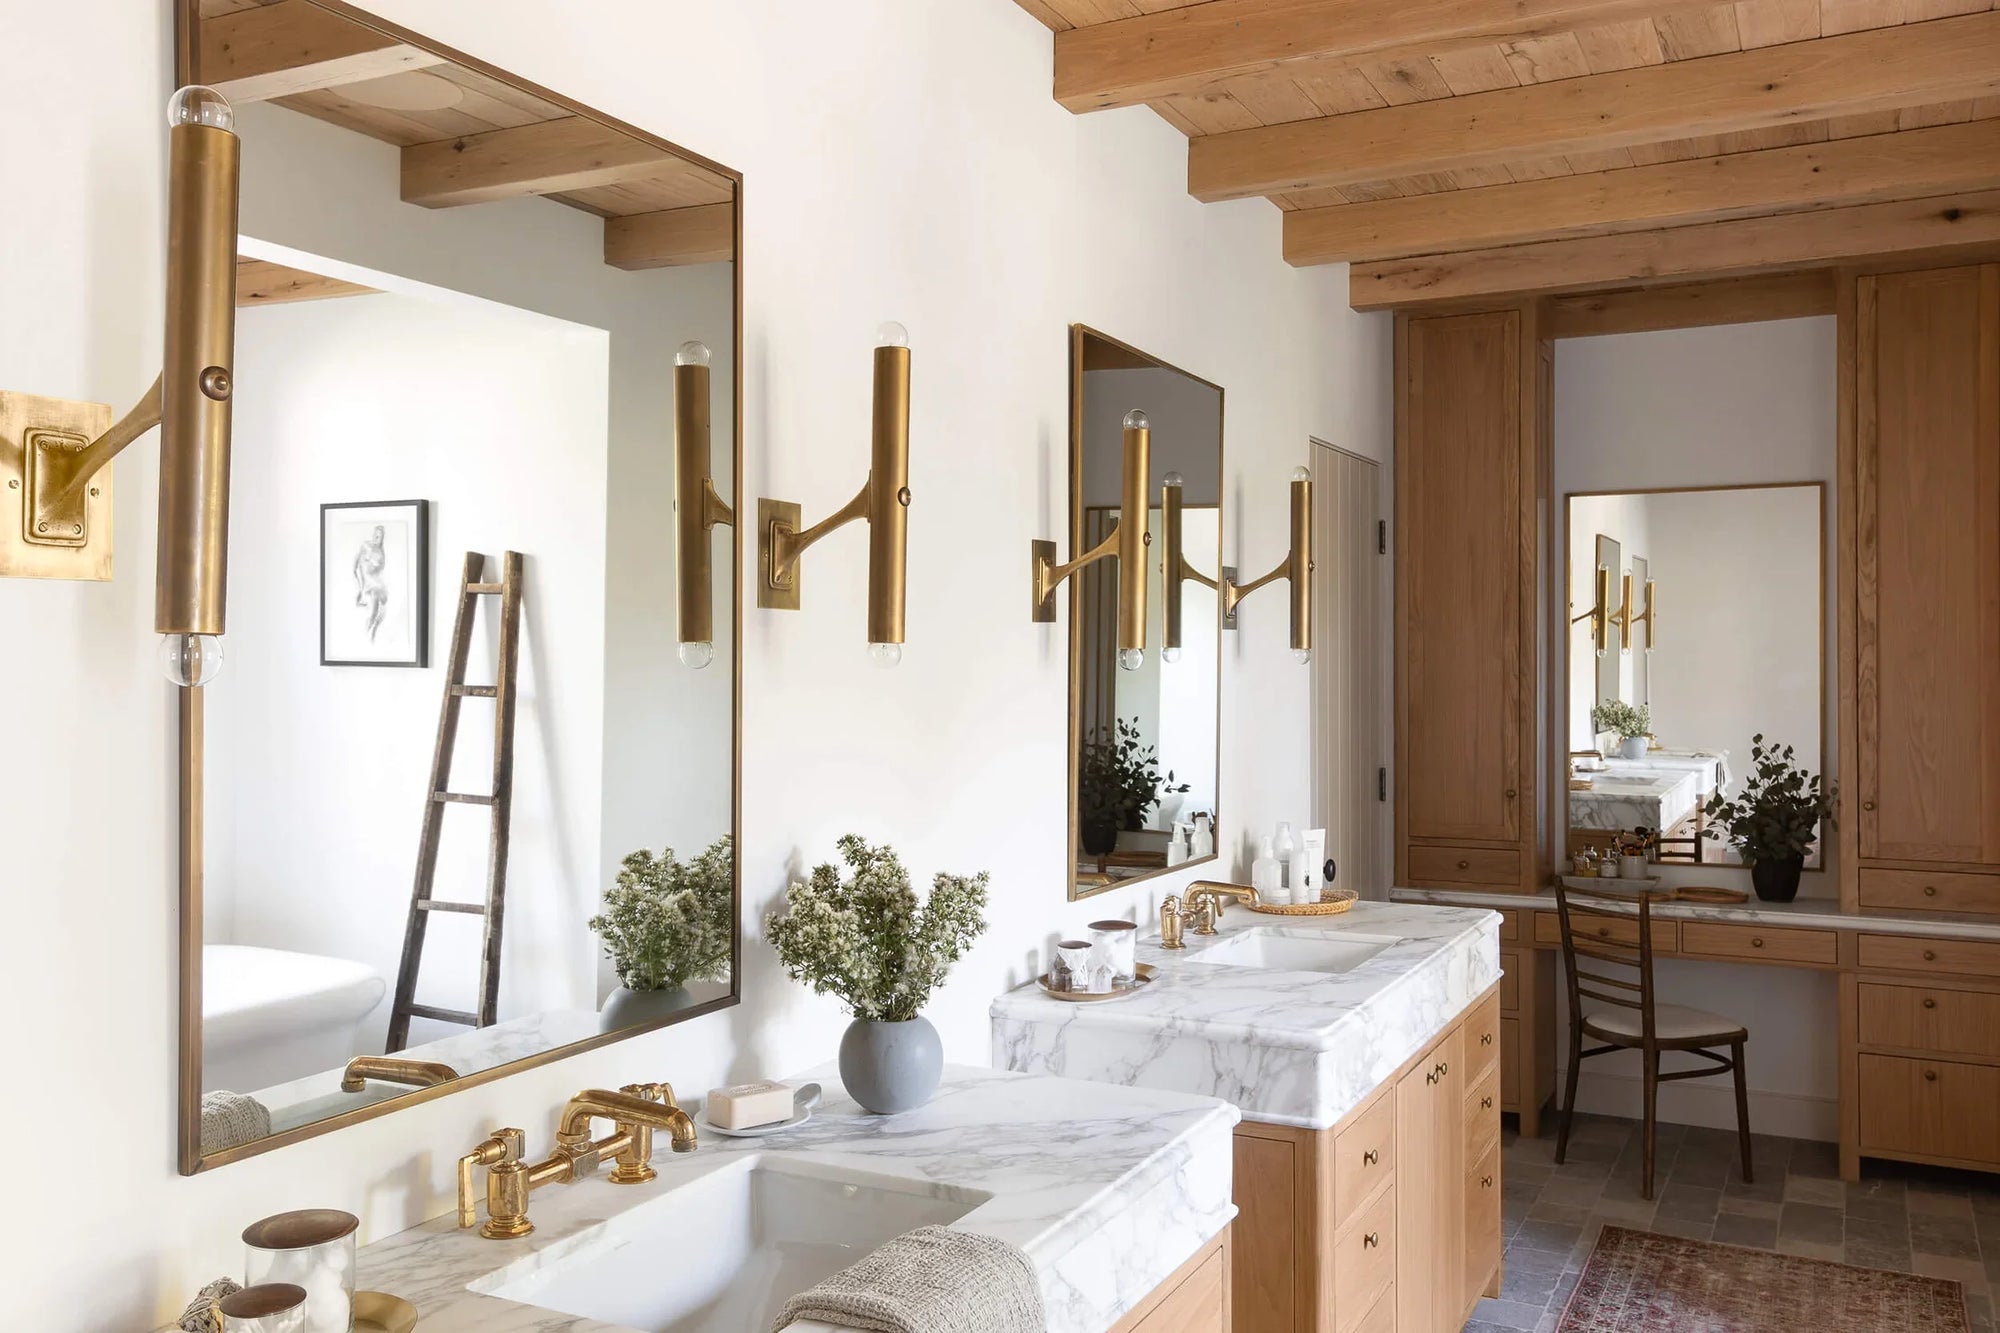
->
[1078,715,1190,844]
[764,834,989,1023]
[590,834,734,993]
[1701,736,1835,902]
[1590,699,1651,740]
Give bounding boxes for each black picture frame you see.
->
[320,499,431,667]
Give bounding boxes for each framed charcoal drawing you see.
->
[321,499,430,667]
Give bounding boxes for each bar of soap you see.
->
[706,1080,794,1129]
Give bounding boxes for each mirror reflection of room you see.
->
[193,64,739,1160]
[1070,332,1222,896]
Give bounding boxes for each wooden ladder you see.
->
[386,551,524,1053]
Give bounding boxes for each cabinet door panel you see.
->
[1230,1133,1295,1333]
[1401,310,1524,845]
[1858,266,2000,865]
[1857,1053,2000,1166]
[1463,1137,1503,1315]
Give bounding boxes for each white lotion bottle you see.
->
[1251,836,1283,902]
[1294,828,1327,905]
[1167,822,1191,867]
[1273,821,1297,895]
[1191,813,1214,859]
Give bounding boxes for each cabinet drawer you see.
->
[1464,1137,1503,1308]
[1859,868,2000,915]
[1858,982,2000,1059]
[1409,845,1521,887]
[1680,921,1838,967]
[1498,966,1521,1012]
[1535,911,1677,952]
[1857,1053,2000,1166]
[1330,1091,1396,1234]
[1858,933,2000,978]
[1465,1060,1502,1162]
[1332,1182,1397,1333]
[1464,990,1502,1080]
[1499,1018,1521,1108]
[1497,910,1522,943]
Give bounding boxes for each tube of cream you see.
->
[1296,829,1327,904]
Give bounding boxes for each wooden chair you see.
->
[1553,884,1753,1199]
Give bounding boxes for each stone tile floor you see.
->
[1463,1113,2000,1333]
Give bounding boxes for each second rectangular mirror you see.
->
[1068,328,1222,898]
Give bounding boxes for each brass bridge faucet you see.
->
[458,1083,699,1239]
[340,1055,458,1093]
[1183,881,1256,935]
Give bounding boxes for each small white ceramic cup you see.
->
[1088,919,1138,985]
[1055,939,1096,993]
[217,1284,309,1333]
[243,1209,357,1333]
[1620,854,1648,879]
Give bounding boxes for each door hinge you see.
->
[1376,519,1387,555]
[1377,767,1388,802]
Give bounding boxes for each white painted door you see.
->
[1312,440,1385,895]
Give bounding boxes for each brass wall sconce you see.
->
[0,86,240,686]
[672,340,735,669]
[757,323,910,666]
[1031,408,1151,670]
[1160,470,1219,664]
[1572,565,1612,657]
[1221,468,1313,664]
[1614,573,1657,652]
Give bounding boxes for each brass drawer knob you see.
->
[1925,1069,1939,1082]
[1481,1175,1494,1188]
[1925,885,1939,897]
[1923,998,1938,1009]
[1863,800,1876,811]
[1481,1096,1494,1110]
[1505,788,1517,799]
[1751,937,1765,948]
[1481,1032,1494,1046]
[1363,1148,1380,1166]
[1458,859,1471,870]
[1426,1070,1439,1086]
[1923,949,1938,962]
[1363,1231,1381,1249]
[1439,1061,1449,1077]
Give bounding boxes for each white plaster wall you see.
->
[1553,318,1840,1140]
[0,1,1391,1326]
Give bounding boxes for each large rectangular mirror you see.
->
[1068,328,1223,898]
[1564,484,1825,868]
[178,0,739,1171]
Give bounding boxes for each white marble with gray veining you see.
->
[168,1065,1237,1333]
[991,901,1502,1129]
[1391,885,2000,941]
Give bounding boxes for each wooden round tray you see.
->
[1248,888,1358,916]
[1037,962,1157,1002]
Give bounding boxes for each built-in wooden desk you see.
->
[1392,888,2000,1180]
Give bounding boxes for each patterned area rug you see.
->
[1555,1225,1970,1332]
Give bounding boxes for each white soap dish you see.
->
[697,1082,822,1137]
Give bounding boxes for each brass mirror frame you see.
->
[1556,481,1827,876]
[173,0,744,1174]
[1065,325,1225,900]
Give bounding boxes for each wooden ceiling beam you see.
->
[1349,191,2000,310]
[1286,119,2000,265]
[235,257,377,307]
[402,117,679,209]
[1544,273,1837,339]
[1054,0,1696,112]
[1190,12,2000,202]
[200,0,447,103]
[603,203,736,269]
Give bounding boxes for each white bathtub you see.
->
[203,944,387,1094]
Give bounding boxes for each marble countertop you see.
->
[1391,886,2000,941]
[991,900,1501,1129]
[173,1065,1237,1333]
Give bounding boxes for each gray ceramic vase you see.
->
[599,984,693,1033]
[839,1015,944,1114]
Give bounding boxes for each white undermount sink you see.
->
[1195,927,1397,974]
[469,1155,990,1332]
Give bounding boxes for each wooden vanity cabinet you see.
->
[1114,1228,1233,1333]
[1851,263,2000,911]
[1395,306,1546,894]
[1230,986,1503,1333]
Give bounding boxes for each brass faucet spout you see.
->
[557,1087,696,1142]
[341,1055,459,1094]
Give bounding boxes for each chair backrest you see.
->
[1554,884,1659,1044]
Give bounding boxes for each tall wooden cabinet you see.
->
[1851,264,2000,914]
[1395,305,1547,893]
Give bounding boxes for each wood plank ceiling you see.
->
[193,0,735,268]
[1013,0,2000,307]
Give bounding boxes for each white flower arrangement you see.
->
[589,835,734,992]
[764,834,990,1023]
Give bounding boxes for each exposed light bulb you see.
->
[1118,647,1144,671]
[167,85,234,132]
[678,641,715,670]
[1163,645,1182,664]
[1122,409,1149,431]
[674,340,711,368]
[869,641,902,668]
[875,321,909,349]
[160,633,225,686]
[1293,648,1313,665]
[1163,471,1185,489]
[1291,466,1311,483]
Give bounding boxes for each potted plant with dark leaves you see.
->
[590,835,734,1031]
[1076,716,1191,857]
[1700,736,1835,902]
[765,835,989,1113]
[1592,699,1652,761]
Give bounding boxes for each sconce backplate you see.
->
[1030,540,1057,624]
[0,390,114,581]
[1219,565,1239,629]
[757,498,802,611]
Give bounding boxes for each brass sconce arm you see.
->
[1031,409,1151,669]
[673,346,735,669]
[1220,470,1313,660]
[1160,472,1219,662]
[757,326,911,662]
[1571,565,1612,655]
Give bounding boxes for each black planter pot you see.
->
[1749,855,1805,903]
[1080,815,1119,858]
